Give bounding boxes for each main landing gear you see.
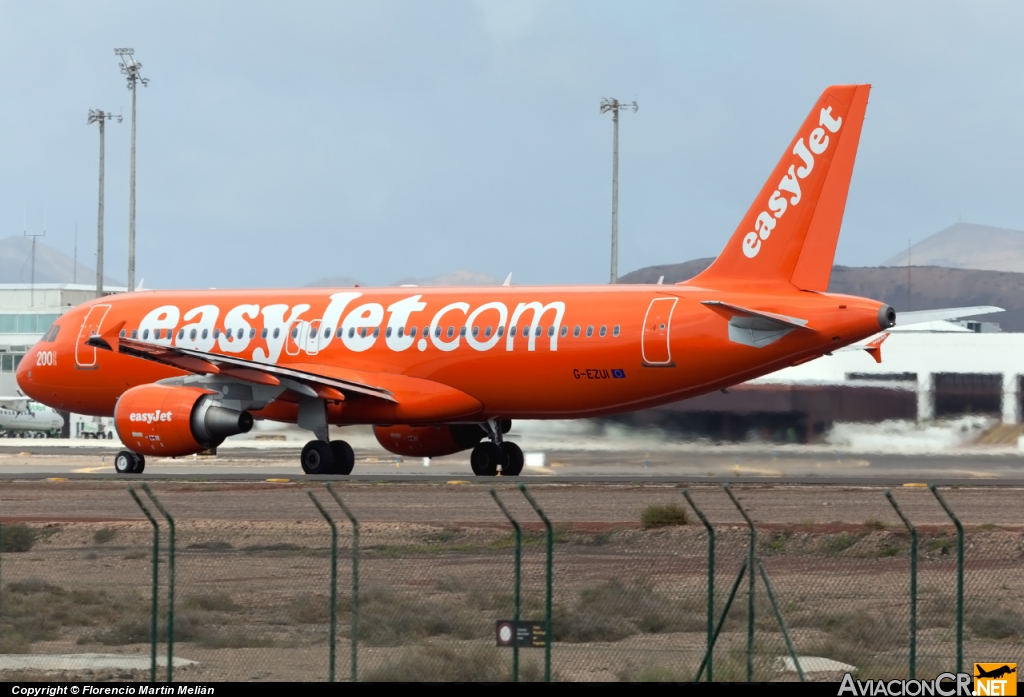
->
[297,398,355,475]
[115,450,146,474]
[470,419,524,477]
[300,439,355,475]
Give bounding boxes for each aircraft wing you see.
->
[86,331,397,403]
[895,306,1003,327]
[0,397,32,412]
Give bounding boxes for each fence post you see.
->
[519,484,552,683]
[140,484,176,683]
[885,489,917,679]
[127,485,159,683]
[755,560,805,682]
[929,484,964,673]
[683,489,715,681]
[693,559,747,682]
[307,489,338,683]
[490,487,522,682]
[722,483,755,682]
[325,483,359,683]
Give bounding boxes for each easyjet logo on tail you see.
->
[742,106,843,259]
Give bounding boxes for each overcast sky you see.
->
[1,1,1022,289]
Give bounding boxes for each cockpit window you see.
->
[42,325,60,342]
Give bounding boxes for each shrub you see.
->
[363,645,508,682]
[640,504,688,529]
[1,524,36,552]
[93,528,117,544]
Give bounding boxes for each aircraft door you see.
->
[285,319,305,357]
[75,304,111,369]
[641,297,677,366]
[307,319,322,356]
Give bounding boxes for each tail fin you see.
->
[688,84,870,291]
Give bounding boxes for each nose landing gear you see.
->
[469,419,523,477]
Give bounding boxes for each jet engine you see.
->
[114,384,253,457]
[373,424,487,458]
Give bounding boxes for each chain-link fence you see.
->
[1,480,1022,682]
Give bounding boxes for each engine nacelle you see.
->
[374,424,488,458]
[115,384,253,457]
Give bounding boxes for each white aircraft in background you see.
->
[0,398,64,437]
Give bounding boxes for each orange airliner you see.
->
[19,84,904,476]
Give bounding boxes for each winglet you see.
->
[86,320,126,353]
[503,273,512,286]
[863,332,887,364]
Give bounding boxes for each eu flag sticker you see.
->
[611,369,626,379]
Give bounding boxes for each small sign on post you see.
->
[496,620,548,648]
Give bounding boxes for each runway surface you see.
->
[0,434,1020,485]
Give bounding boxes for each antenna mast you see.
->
[24,225,45,308]
[600,97,638,284]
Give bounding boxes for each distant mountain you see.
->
[305,269,505,288]
[882,223,1024,272]
[0,235,122,286]
[392,270,504,286]
[619,260,1024,332]
[304,275,365,288]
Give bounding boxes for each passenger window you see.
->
[600,326,606,337]
[336,327,344,339]
[434,326,442,338]
[373,327,379,338]
[309,327,317,339]
[348,327,355,338]
[460,327,467,338]
[586,326,594,337]
[190,329,198,340]
[273,328,280,339]
[397,327,404,338]
[386,327,393,338]
[178,329,185,340]
[613,325,620,337]
[249,328,256,339]
[291,327,299,339]
[536,326,543,337]
[214,328,222,339]
[410,327,417,338]
[201,329,209,340]
[573,326,581,337]
[131,330,138,339]
[547,326,555,337]
[261,328,268,339]
[360,328,367,338]
[154,329,162,339]
[560,325,568,337]
[143,329,150,340]
[497,326,504,337]
[510,326,517,337]
[447,326,454,338]
[119,329,126,338]
[472,327,479,338]
[484,327,491,338]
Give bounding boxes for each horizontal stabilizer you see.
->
[702,301,810,348]
[895,306,1004,328]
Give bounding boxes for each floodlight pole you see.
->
[116,48,148,293]
[600,97,637,284]
[88,109,121,298]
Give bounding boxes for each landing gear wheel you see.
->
[114,450,144,474]
[470,442,505,477]
[329,440,355,475]
[301,440,335,475]
[500,442,524,476]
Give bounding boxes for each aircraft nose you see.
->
[16,345,41,399]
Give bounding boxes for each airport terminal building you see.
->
[0,283,124,436]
